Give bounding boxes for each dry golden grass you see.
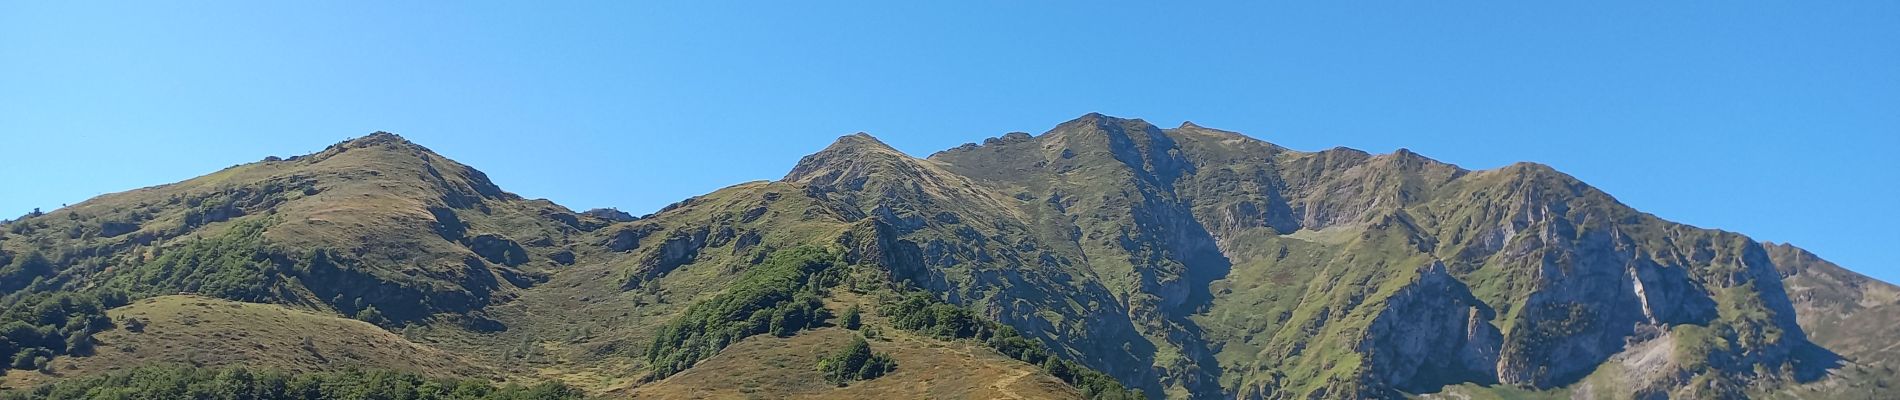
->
[628,292,1080,400]
[0,295,497,391]
[629,327,1078,400]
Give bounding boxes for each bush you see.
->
[817,336,895,385]
[10,349,45,370]
[840,305,862,330]
[355,305,386,325]
[0,251,54,294]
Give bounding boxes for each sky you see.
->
[2,2,1896,281]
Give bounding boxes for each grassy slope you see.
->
[1757,243,1900,399]
[398,178,1092,398]
[632,293,1080,400]
[0,132,593,322]
[408,180,861,390]
[1,148,1088,399]
[0,295,493,391]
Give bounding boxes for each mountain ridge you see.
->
[1,114,1893,399]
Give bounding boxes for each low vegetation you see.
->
[0,291,126,374]
[0,252,53,295]
[642,246,1135,398]
[0,365,580,400]
[883,293,1144,400]
[815,336,894,385]
[643,246,842,378]
[101,218,278,302]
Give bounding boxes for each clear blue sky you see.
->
[3,2,1895,281]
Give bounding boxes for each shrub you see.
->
[840,305,862,330]
[816,336,895,385]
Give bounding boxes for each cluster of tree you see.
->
[816,336,895,386]
[883,293,1144,400]
[0,291,127,374]
[102,218,280,302]
[3,209,43,235]
[0,251,54,295]
[643,247,844,378]
[13,213,434,329]
[0,365,582,400]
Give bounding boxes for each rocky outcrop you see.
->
[605,225,657,252]
[428,206,467,241]
[1360,261,1502,394]
[624,227,709,287]
[97,220,140,237]
[466,233,529,266]
[582,208,637,222]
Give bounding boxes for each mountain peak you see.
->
[1055,112,1138,129]
[1044,112,1163,142]
[344,131,410,146]
[829,132,899,153]
[783,132,916,184]
[319,131,439,160]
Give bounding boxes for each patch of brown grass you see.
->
[0,295,496,391]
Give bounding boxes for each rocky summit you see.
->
[0,114,1893,399]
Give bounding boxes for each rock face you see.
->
[581,208,637,222]
[1360,261,1501,393]
[467,233,530,266]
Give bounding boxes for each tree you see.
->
[1043,357,1074,381]
[355,305,385,325]
[769,307,794,337]
[0,251,54,293]
[841,305,862,330]
[817,336,895,385]
[122,317,146,333]
[63,331,91,355]
[11,348,44,370]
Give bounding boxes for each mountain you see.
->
[0,133,593,321]
[1,115,1894,399]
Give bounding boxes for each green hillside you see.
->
[1,115,1894,399]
